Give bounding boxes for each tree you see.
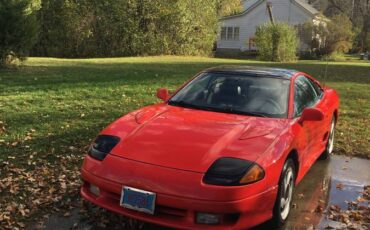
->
[0,0,39,66]
[255,23,298,62]
[216,0,242,17]
[325,13,354,53]
[300,13,353,58]
[32,0,221,58]
[326,0,369,51]
[300,20,328,55]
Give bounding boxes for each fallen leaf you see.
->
[60,182,67,190]
[330,205,341,212]
[336,183,344,190]
[315,205,324,213]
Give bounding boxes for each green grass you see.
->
[0,56,369,167]
[0,56,369,227]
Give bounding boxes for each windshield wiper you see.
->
[238,111,268,118]
[219,106,268,118]
[168,101,268,118]
[168,100,199,109]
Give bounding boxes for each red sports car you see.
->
[80,66,339,229]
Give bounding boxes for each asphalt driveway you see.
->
[29,155,370,230]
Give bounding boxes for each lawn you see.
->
[0,56,369,227]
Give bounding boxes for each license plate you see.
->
[120,186,156,215]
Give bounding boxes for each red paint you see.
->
[300,108,324,122]
[156,88,170,101]
[81,68,339,229]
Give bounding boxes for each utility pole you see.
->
[266,2,278,61]
[267,2,275,24]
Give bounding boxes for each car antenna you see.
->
[323,54,329,87]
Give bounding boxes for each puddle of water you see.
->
[253,157,331,230]
[29,155,370,230]
[317,156,369,230]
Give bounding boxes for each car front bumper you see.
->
[80,155,278,230]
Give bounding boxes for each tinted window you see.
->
[308,78,323,98]
[294,76,318,116]
[169,73,290,118]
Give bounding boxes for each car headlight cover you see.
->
[239,164,265,184]
[203,157,264,186]
[88,135,120,161]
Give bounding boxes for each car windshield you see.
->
[168,72,290,118]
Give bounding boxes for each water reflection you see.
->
[253,159,330,230]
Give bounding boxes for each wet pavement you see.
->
[30,155,369,230]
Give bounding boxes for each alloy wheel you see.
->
[280,167,294,220]
[327,119,335,154]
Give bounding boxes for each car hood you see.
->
[103,104,289,173]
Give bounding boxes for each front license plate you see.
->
[120,186,156,215]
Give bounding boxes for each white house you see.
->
[217,0,320,53]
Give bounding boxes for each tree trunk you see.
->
[360,20,368,52]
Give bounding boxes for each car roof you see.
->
[205,65,298,79]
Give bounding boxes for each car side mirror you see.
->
[156,88,169,101]
[299,108,324,123]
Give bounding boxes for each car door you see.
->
[304,76,328,153]
[293,75,323,174]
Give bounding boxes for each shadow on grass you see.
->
[0,122,103,163]
[1,58,369,161]
[1,61,369,94]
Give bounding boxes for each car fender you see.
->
[255,124,298,189]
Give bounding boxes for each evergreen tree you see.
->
[0,0,39,66]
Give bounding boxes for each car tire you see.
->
[272,158,296,227]
[319,116,336,160]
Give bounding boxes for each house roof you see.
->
[221,0,319,20]
[294,0,319,15]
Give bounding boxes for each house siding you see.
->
[217,0,315,52]
[243,0,260,10]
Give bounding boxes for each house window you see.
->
[227,27,233,40]
[221,26,240,40]
[221,27,227,40]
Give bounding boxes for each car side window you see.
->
[307,78,323,98]
[294,76,318,117]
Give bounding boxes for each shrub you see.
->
[322,51,346,61]
[325,13,354,54]
[300,19,328,56]
[255,23,298,62]
[298,14,354,59]
[0,0,39,67]
[32,0,220,58]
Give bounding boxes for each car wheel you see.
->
[272,158,295,227]
[319,116,336,160]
